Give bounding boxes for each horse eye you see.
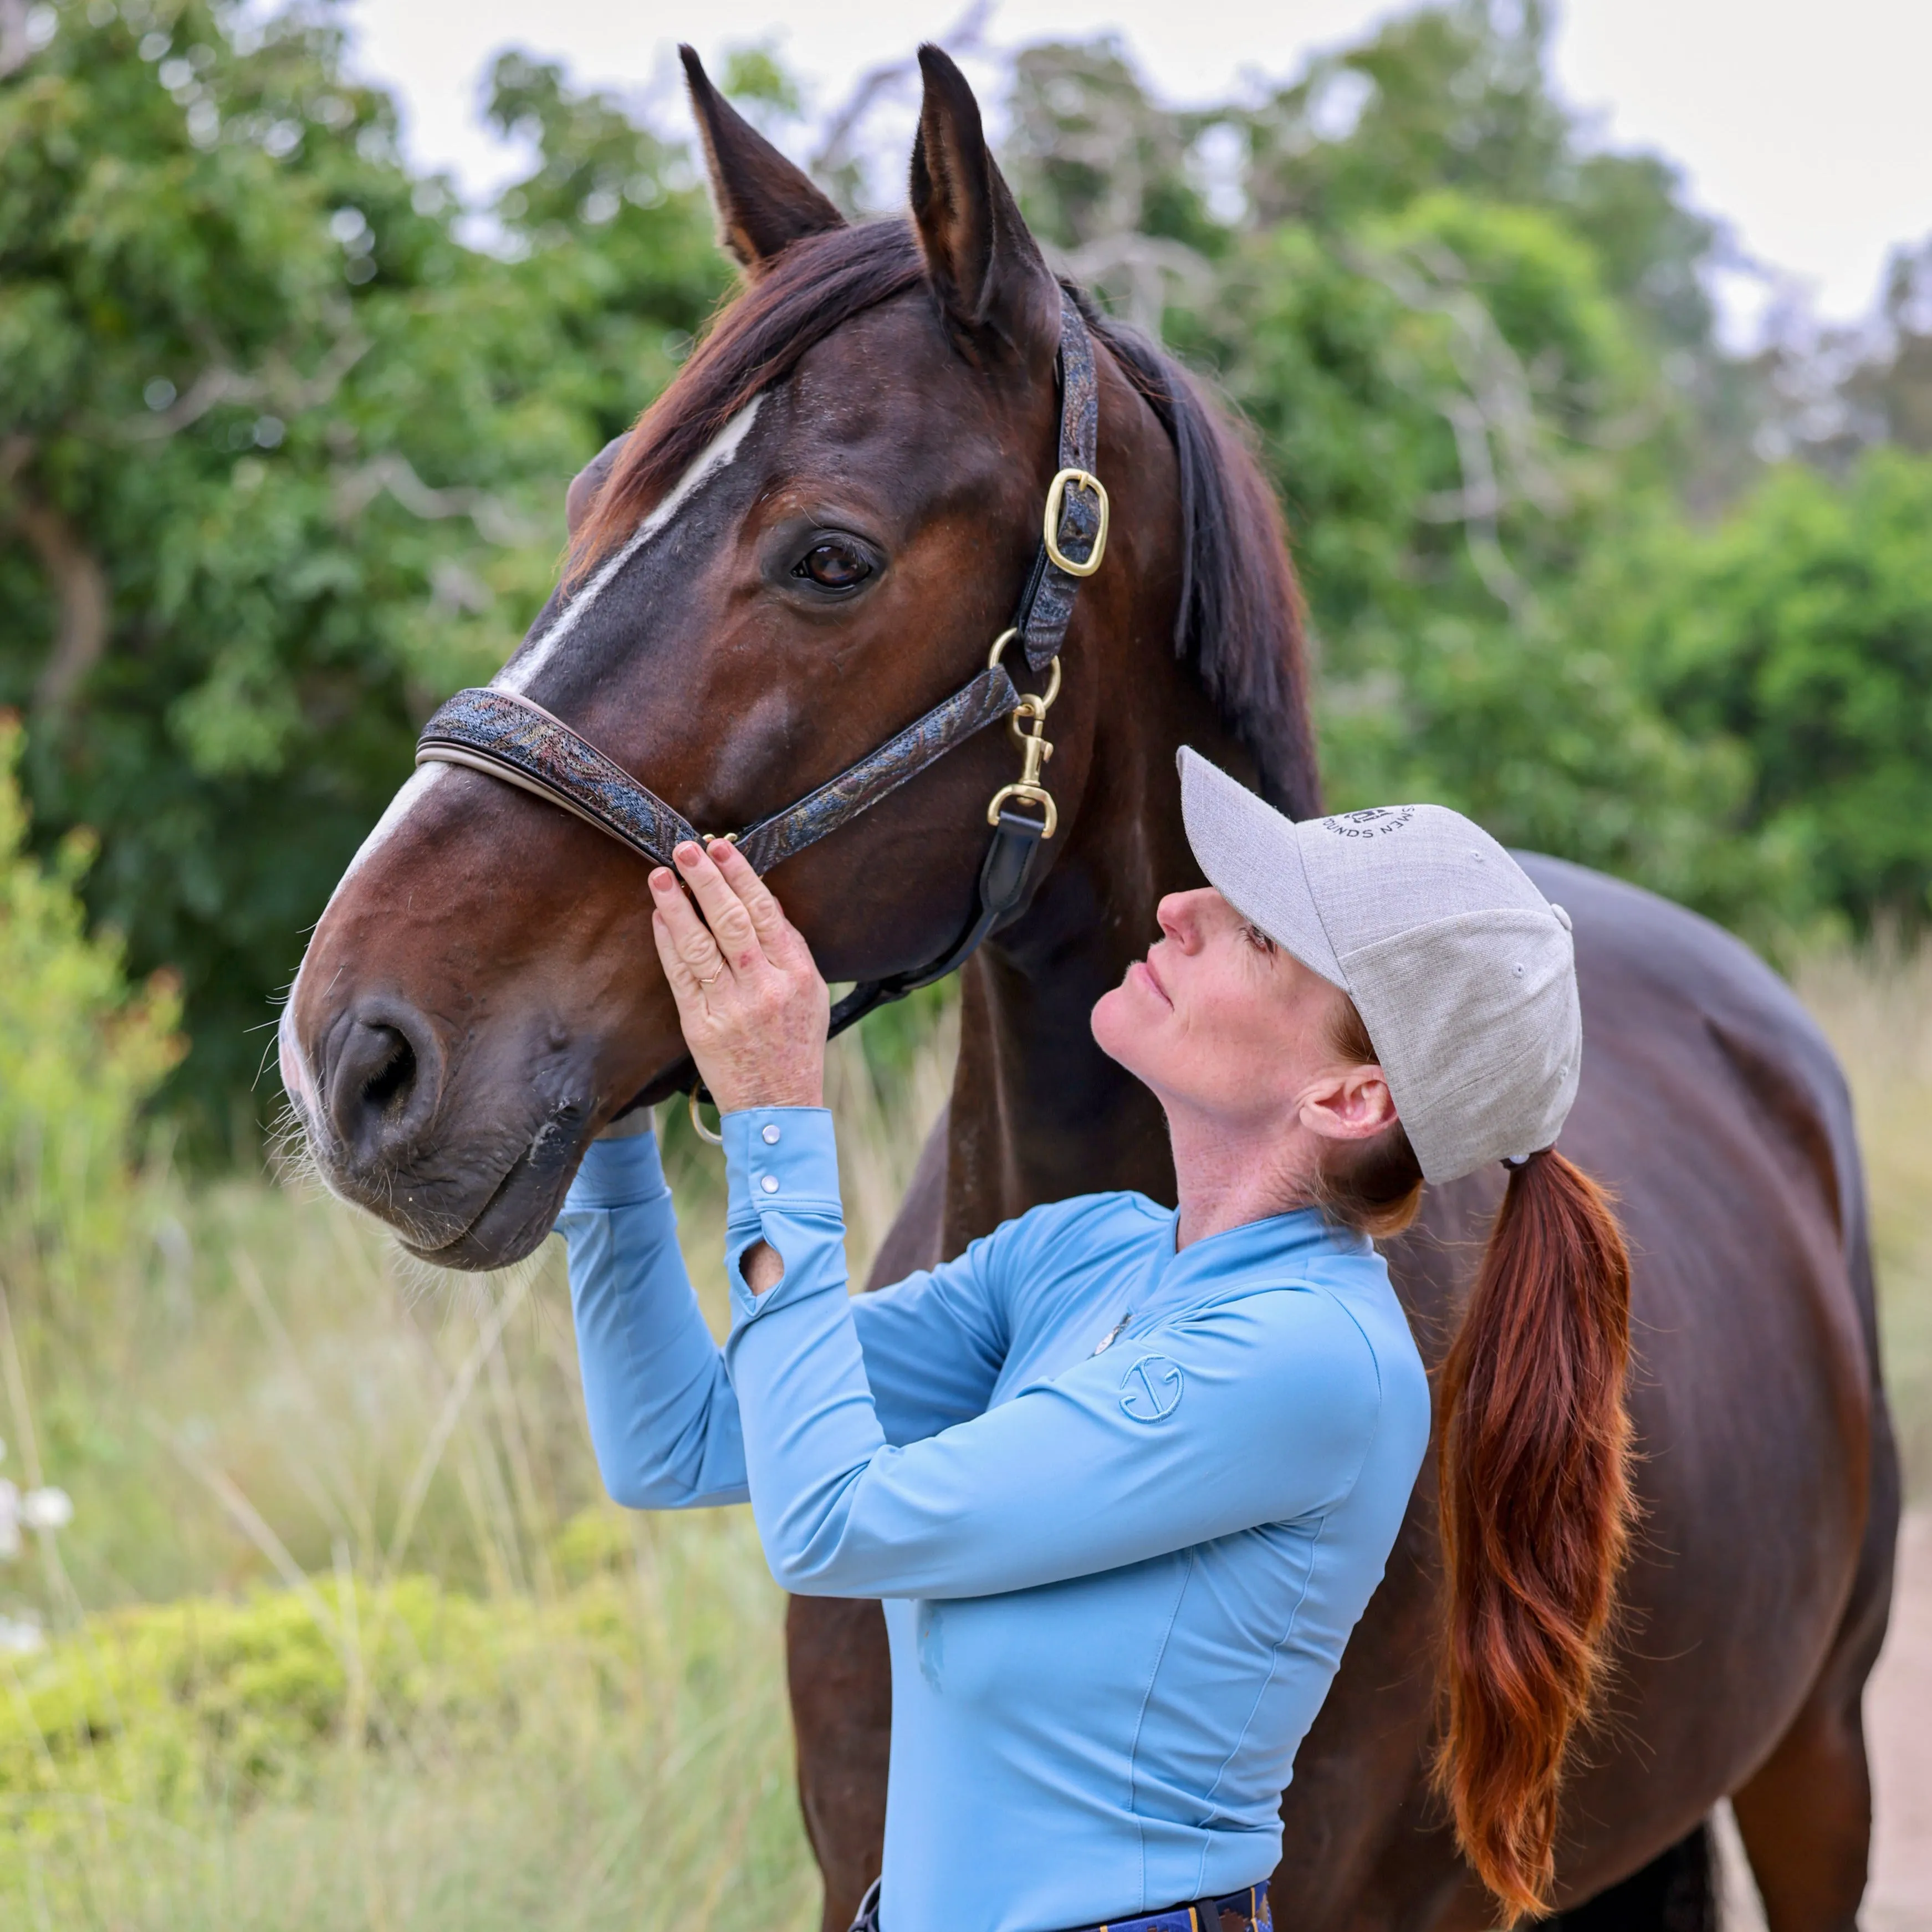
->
[793,539,873,591]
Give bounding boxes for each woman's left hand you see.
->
[650,838,830,1113]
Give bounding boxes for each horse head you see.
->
[279,47,1267,1269]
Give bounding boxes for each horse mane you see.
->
[1076,297,1318,817]
[571,219,1319,817]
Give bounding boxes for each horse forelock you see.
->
[502,395,765,698]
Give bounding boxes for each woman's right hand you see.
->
[648,836,830,1116]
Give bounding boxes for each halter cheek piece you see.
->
[414,293,1108,1139]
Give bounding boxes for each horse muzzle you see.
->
[281,990,601,1269]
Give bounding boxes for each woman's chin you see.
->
[1089,983,1147,1071]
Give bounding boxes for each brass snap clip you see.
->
[985,630,1060,839]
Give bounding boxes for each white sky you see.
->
[342,0,1932,334]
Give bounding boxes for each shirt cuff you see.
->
[565,1125,669,1209]
[722,1107,844,1321]
[723,1106,841,1221]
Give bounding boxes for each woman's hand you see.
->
[650,838,830,1114]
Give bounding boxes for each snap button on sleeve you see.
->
[762,1123,781,1145]
[760,1174,779,1194]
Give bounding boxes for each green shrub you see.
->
[0,715,181,1310]
[0,1514,816,1929]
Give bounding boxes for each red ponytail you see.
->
[1319,1001,1635,1921]
[1433,1149,1635,1922]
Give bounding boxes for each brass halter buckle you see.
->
[1043,467,1110,577]
[984,630,1060,839]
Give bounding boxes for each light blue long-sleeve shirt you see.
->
[559,1108,1429,1932]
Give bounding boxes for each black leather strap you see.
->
[825,806,1049,1037]
[847,1879,1270,1932]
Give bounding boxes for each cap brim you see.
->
[1177,748,1346,989]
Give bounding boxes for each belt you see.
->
[847,1879,1272,1932]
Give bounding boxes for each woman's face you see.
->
[1090,888,1388,1143]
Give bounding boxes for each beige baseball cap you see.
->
[1177,747,1581,1184]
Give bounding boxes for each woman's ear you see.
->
[1301,1066,1399,1145]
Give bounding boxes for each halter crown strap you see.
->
[415,666,1020,875]
[1013,293,1105,672]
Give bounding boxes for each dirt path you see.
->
[1713,1510,1931,1930]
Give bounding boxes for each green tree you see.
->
[995,6,1783,926]
[0,1,719,1149]
[1237,0,1721,362]
[1170,193,1776,920]
[483,48,727,443]
[1619,448,1932,931]
[1018,2,1767,917]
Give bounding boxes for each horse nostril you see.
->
[360,1028,416,1110]
[326,1008,438,1157]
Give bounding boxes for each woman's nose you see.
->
[1154,892,1198,950]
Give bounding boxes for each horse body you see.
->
[280,48,1895,1932]
[791,853,1894,1932]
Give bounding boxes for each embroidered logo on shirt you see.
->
[1120,1355,1184,1423]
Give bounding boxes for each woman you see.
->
[560,748,1633,1932]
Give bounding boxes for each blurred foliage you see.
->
[1853,241,1932,454]
[3,0,1932,1149]
[0,714,181,1306]
[1003,2,1909,937]
[0,995,954,1924]
[1797,943,1932,1496]
[1611,447,1932,929]
[0,0,722,1151]
[0,1548,743,1810]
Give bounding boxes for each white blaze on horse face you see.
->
[279,396,766,1116]
[277,760,453,1115]
[495,394,765,697]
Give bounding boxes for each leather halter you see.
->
[415,290,1107,1105]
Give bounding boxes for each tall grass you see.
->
[1795,945,1932,1494]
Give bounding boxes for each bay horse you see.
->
[279,47,1898,1932]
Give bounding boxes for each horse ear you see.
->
[680,45,845,275]
[566,433,628,536]
[909,44,1057,356]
